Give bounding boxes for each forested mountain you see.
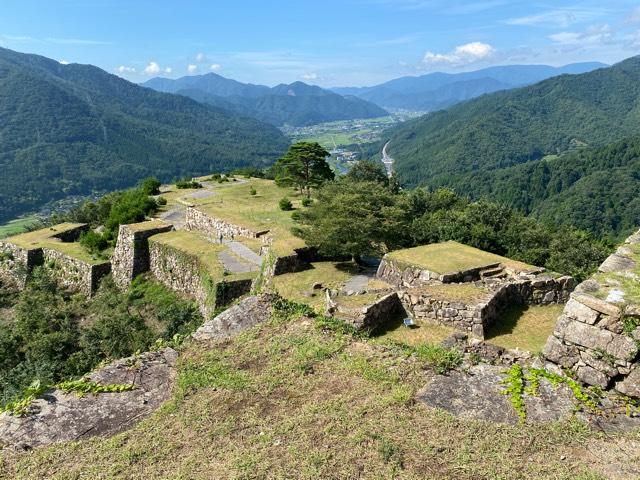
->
[0,47,289,222]
[143,74,388,126]
[441,137,640,239]
[385,56,640,239]
[334,62,605,110]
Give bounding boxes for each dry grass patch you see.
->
[0,308,627,480]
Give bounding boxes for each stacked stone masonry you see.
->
[148,239,250,319]
[42,248,111,296]
[543,229,640,398]
[111,222,174,289]
[185,207,268,239]
[327,292,404,331]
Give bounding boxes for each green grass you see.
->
[149,230,229,279]
[0,306,628,479]
[2,223,107,264]
[272,261,358,311]
[388,240,538,275]
[372,316,456,346]
[195,178,306,256]
[0,216,40,239]
[416,283,488,303]
[485,304,565,352]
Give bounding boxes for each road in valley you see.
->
[382,141,394,177]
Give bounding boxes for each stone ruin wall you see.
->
[148,239,251,319]
[185,207,268,239]
[543,231,640,398]
[0,242,43,288]
[111,222,174,289]
[398,276,574,339]
[377,257,499,287]
[41,248,111,296]
[327,292,404,331]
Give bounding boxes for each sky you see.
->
[1,0,639,87]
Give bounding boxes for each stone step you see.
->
[480,267,505,278]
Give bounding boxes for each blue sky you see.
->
[1,0,639,87]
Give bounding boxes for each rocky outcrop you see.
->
[416,364,577,424]
[111,221,174,289]
[192,294,275,341]
[543,229,640,397]
[0,348,178,449]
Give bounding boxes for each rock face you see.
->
[543,229,640,397]
[111,221,174,289]
[0,348,178,449]
[416,364,577,424]
[326,292,405,331]
[192,294,275,341]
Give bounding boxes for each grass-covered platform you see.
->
[387,241,539,277]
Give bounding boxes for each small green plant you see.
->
[501,364,527,421]
[622,315,640,336]
[56,379,135,397]
[271,296,314,323]
[1,380,48,416]
[156,196,167,206]
[301,197,313,207]
[279,197,293,211]
[249,186,257,196]
[175,178,203,189]
[315,315,363,338]
[414,344,463,374]
[592,347,617,366]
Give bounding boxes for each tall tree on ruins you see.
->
[274,142,334,198]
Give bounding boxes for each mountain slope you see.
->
[144,74,388,126]
[334,62,606,110]
[441,137,640,239]
[387,56,640,194]
[0,48,289,222]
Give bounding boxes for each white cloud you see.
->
[506,8,603,28]
[549,24,614,45]
[59,60,70,65]
[301,73,318,80]
[116,65,136,73]
[143,62,172,76]
[210,63,221,71]
[187,64,198,74]
[196,52,207,62]
[423,41,495,66]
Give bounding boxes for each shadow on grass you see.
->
[484,304,527,341]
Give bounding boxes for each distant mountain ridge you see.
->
[384,56,640,237]
[143,74,388,126]
[0,47,289,222]
[333,62,607,110]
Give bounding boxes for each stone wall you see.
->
[328,292,404,331]
[148,239,250,319]
[185,207,268,239]
[0,243,43,288]
[543,231,640,397]
[49,224,89,242]
[111,222,173,289]
[399,275,574,339]
[376,256,502,287]
[42,248,111,296]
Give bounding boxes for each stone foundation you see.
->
[327,292,404,331]
[185,207,268,239]
[111,221,174,289]
[42,248,111,296]
[399,275,574,339]
[148,239,251,319]
[0,242,43,288]
[543,229,640,398]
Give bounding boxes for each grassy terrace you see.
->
[126,220,171,233]
[0,215,40,239]
[388,241,538,275]
[412,283,489,303]
[2,223,106,265]
[149,230,254,281]
[194,178,306,256]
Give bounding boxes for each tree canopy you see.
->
[274,142,334,198]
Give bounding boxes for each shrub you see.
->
[301,197,313,207]
[139,177,161,195]
[79,230,108,255]
[176,178,203,189]
[414,344,463,374]
[249,187,257,196]
[279,197,293,211]
[157,196,167,206]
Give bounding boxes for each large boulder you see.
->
[0,348,178,450]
